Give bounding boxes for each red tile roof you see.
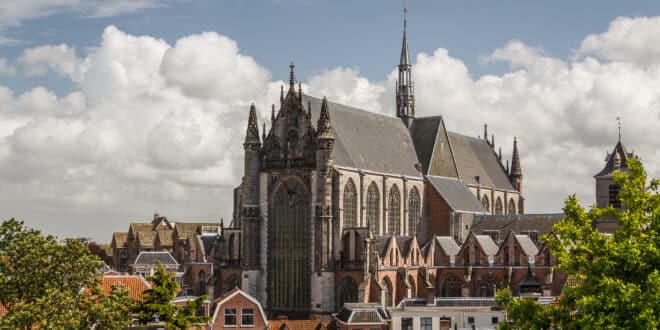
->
[101,275,151,301]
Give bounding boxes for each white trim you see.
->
[211,289,268,328]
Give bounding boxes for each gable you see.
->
[447,132,514,191]
[410,117,459,177]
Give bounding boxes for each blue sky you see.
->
[1,1,660,240]
[4,0,660,95]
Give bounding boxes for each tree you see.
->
[0,219,133,328]
[135,262,210,329]
[497,158,660,329]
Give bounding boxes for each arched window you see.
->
[481,195,490,212]
[440,273,462,297]
[495,197,503,215]
[196,270,207,296]
[408,187,421,235]
[336,276,359,310]
[508,198,516,215]
[343,180,357,228]
[478,273,499,297]
[366,183,380,234]
[388,186,401,235]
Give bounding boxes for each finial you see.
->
[308,100,312,118]
[498,147,502,160]
[289,62,295,88]
[220,218,224,229]
[491,134,495,149]
[262,123,266,142]
[298,81,302,102]
[280,85,284,102]
[484,123,488,143]
[271,104,275,123]
[617,116,621,141]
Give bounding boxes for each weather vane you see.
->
[617,116,621,141]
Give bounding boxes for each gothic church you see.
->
[230,13,525,318]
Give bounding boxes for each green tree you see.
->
[135,262,210,329]
[497,158,660,329]
[0,219,133,329]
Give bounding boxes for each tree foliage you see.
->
[0,219,132,329]
[497,158,660,329]
[135,262,210,329]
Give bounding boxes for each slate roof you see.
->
[174,222,220,240]
[112,232,128,248]
[447,132,515,191]
[132,251,178,266]
[595,140,634,177]
[100,275,151,301]
[515,234,539,256]
[410,117,459,178]
[306,95,422,177]
[427,176,486,213]
[474,235,498,255]
[395,236,412,256]
[197,235,216,257]
[335,303,387,324]
[435,236,460,256]
[470,214,564,237]
[375,236,392,258]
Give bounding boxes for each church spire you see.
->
[244,103,260,145]
[396,2,415,128]
[510,137,522,192]
[317,97,333,139]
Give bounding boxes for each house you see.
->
[209,288,268,329]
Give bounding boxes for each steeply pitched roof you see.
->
[375,236,393,258]
[435,236,460,256]
[474,235,498,256]
[156,230,174,247]
[197,235,216,257]
[111,232,128,248]
[447,132,515,191]
[306,96,422,178]
[212,288,268,328]
[470,214,564,237]
[515,234,539,256]
[595,140,634,177]
[410,117,459,177]
[426,176,486,213]
[174,222,220,240]
[100,275,151,301]
[395,236,412,256]
[132,251,178,266]
[137,231,156,248]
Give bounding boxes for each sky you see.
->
[0,0,660,241]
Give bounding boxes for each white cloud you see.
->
[2,16,660,240]
[577,16,660,65]
[18,44,81,78]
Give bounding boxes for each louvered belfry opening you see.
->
[268,179,311,316]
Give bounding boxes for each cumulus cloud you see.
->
[18,44,81,78]
[577,16,660,65]
[0,58,16,76]
[2,16,660,240]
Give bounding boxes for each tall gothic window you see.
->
[508,199,516,215]
[388,186,401,235]
[196,270,207,296]
[336,276,359,310]
[343,180,357,228]
[495,197,503,215]
[478,273,499,297]
[481,195,490,212]
[269,180,311,312]
[408,187,421,235]
[366,183,380,234]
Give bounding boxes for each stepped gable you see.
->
[447,132,514,191]
[426,176,486,213]
[305,95,422,177]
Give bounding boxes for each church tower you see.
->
[594,124,634,209]
[241,104,261,269]
[396,5,415,128]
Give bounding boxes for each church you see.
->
[223,12,538,318]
